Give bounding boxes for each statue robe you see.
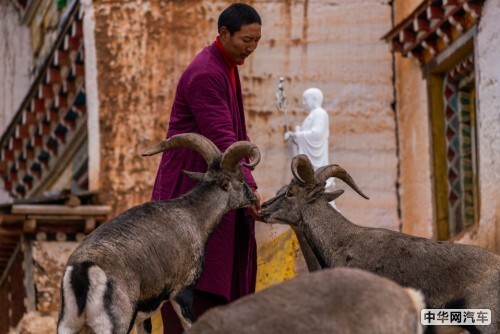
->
[151,42,257,301]
[296,107,330,169]
[295,107,334,188]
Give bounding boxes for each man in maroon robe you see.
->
[150,3,262,333]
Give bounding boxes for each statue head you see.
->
[302,88,324,111]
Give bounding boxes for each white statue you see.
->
[285,88,335,189]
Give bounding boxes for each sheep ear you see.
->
[219,178,230,191]
[306,187,326,203]
[182,170,205,182]
[324,189,344,202]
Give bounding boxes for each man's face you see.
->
[220,23,261,63]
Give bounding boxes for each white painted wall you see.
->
[0,2,32,203]
[81,0,100,192]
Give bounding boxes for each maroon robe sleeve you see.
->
[187,73,236,149]
[186,71,257,188]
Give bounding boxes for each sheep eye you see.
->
[286,187,294,197]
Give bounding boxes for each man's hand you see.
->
[249,188,263,221]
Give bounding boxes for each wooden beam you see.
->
[0,227,22,236]
[85,218,96,233]
[35,226,82,234]
[23,219,37,233]
[23,238,36,312]
[0,160,8,173]
[26,215,108,221]
[11,204,111,216]
[55,232,67,241]
[35,232,47,241]
[0,237,19,246]
[0,242,20,288]
[65,195,81,207]
[2,148,14,161]
[22,110,37,125]
[413,17,430,32]
[399,29,416,44]
[0,242,18,249]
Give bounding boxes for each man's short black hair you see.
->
[218,3,261,35]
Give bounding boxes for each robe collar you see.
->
[215,36,244,69]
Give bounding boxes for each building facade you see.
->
[384,0,499,251]
[0,0,498,332]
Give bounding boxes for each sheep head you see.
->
[143,133,261,209]
[261,154,368,226]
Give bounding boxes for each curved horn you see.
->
[314,164,369,199]
[291,155,315,185]
[220,141,261,170]
[142,133,221,166]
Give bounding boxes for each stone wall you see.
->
[8,312,56,334]
[32,241,78,312]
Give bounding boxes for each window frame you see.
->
[425,27,480,240]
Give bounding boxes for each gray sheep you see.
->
[186,267,425,334]
[261,154,500,334]
[57,133,261,334]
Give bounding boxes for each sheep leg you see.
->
[292,226,322,272]
[57,309,85,334]
[84,266,136,334]
[57,267,87,334]
[135,318,153,334]
[57,318,85,334]
[170,286,195,330]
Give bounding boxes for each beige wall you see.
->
[393,0,434,241]
[394,51,434,239]
[393,0,435,240]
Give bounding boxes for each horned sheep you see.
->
[57,133,261,334]
[261,154,500,334]
[186,267,425,334]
